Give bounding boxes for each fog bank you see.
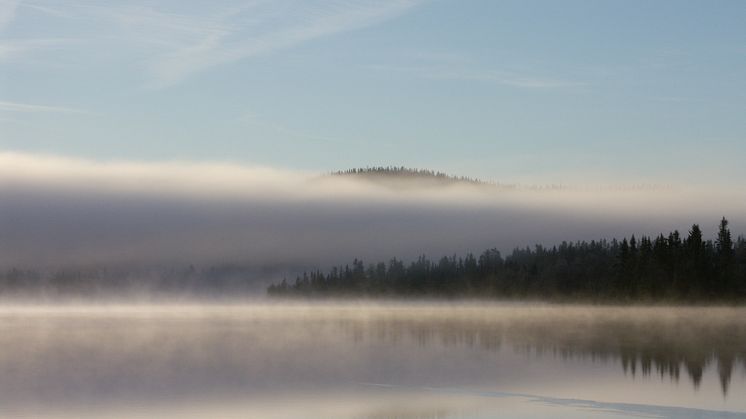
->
[1,152,744,269]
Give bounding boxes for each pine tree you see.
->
[716,217,735,292]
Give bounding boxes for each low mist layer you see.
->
[1,152,744,269]
[0,302,744,417]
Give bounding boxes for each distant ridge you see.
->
[329,167,672,192]
[330,166,490,187]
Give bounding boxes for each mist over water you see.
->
[2,154,746,417]
[1,301,744,418]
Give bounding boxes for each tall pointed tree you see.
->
[716,217,734,262]
[716,217,735,293]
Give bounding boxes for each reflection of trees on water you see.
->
[338,311,746,395]
[0,305,743,405]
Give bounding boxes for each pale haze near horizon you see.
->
[0,152,743,269]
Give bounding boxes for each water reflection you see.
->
[335,305,746,394]
[0,303,743,417]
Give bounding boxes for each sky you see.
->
[1,0,745,185]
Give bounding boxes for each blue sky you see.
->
[1,0,745,185]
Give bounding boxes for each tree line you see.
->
[0,265,287,297]
[268,218,746,301]
[332,166,487,185]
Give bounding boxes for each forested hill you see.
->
[268,218,746,301]
[330,167,494,188]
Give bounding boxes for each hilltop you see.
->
[329,167,671,192]
[330,166,495,188]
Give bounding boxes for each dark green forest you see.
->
[269,218,746,301]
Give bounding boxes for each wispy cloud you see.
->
[0,100,87,114]
[82,3,236,50]
[423,68,586,88]
[10,1,423,88]
[495,77,586,89]
[19,2,75,18]
[145,0,423,88]
[0,2,80,61]
[0,38,76,61]
[0,0,19,31]
[369,52,586,89]
[0,0,426,88]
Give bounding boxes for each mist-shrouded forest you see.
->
[2,215,744,302]
[1,165,745,302]
[0,264,289,298]
[329,166,569,190]
[269,218,746,301]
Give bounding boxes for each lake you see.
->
[0,302,744,418]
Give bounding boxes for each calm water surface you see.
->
[0,302,744,418]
